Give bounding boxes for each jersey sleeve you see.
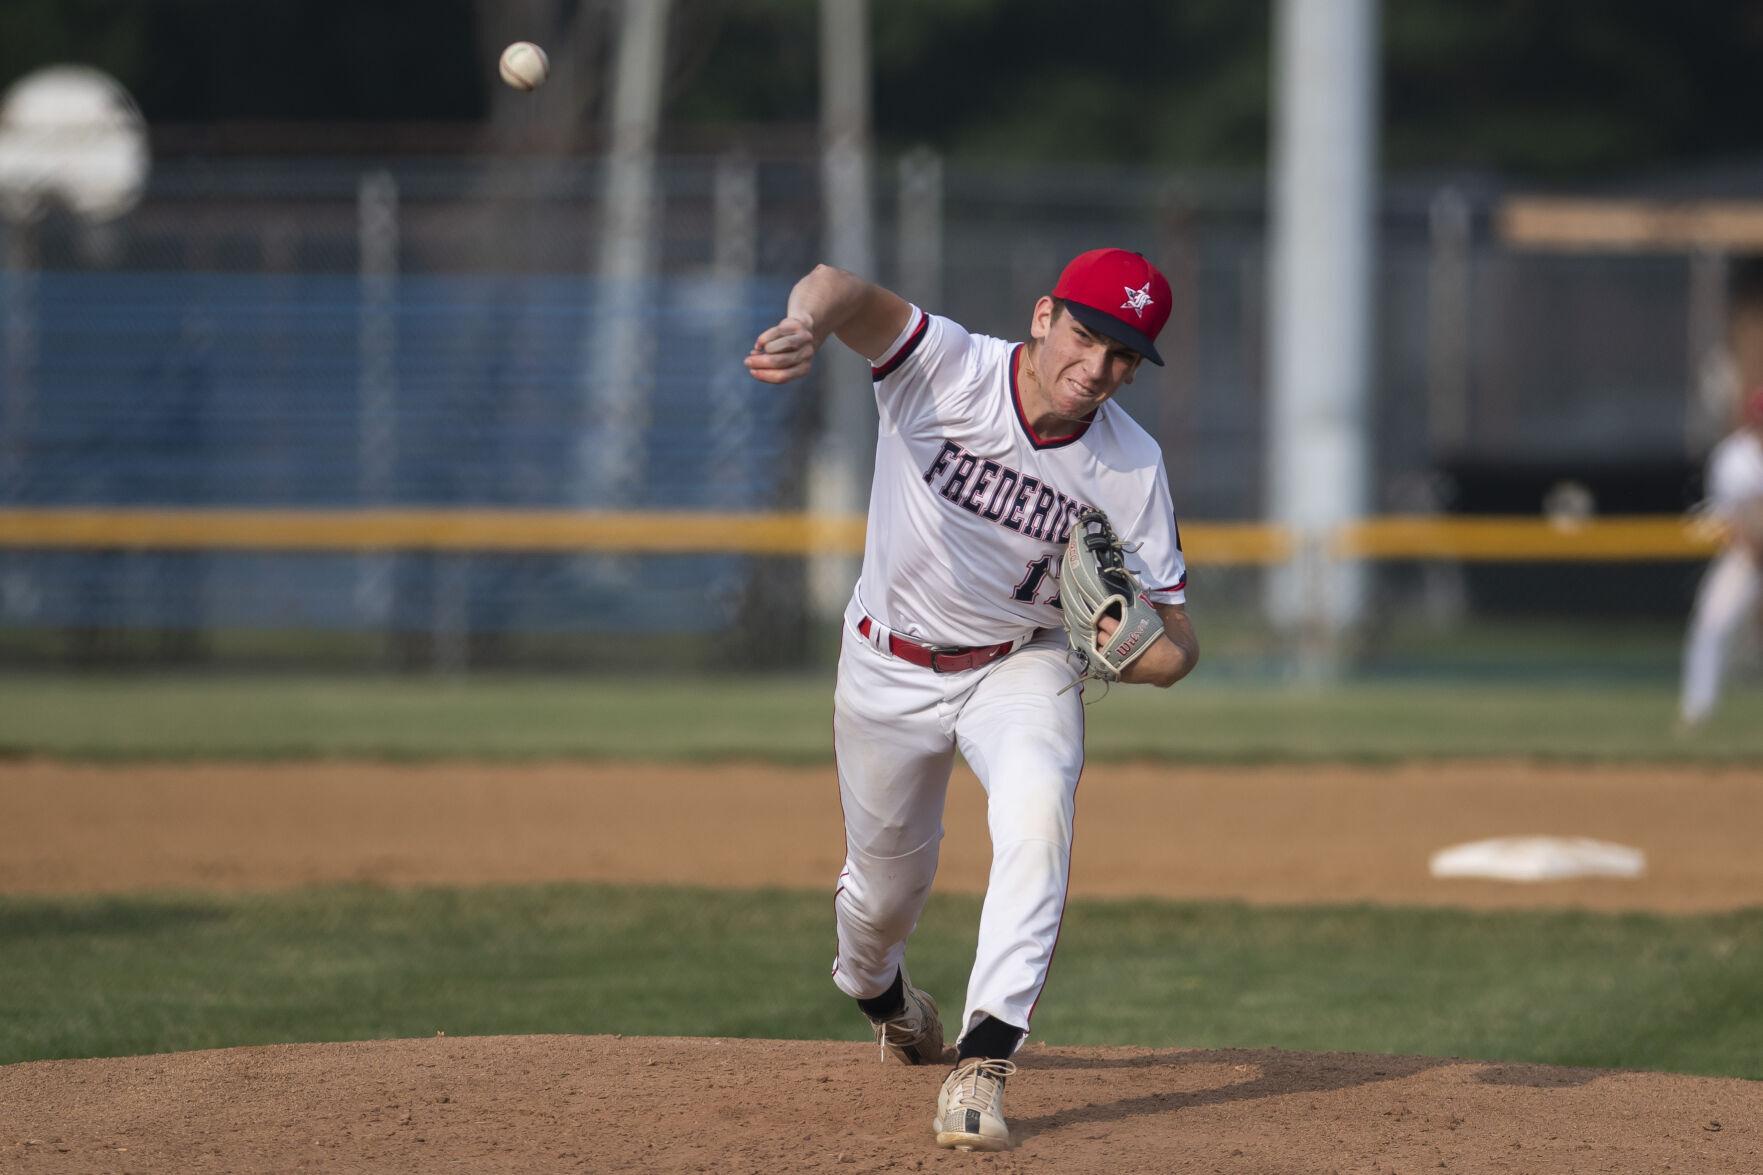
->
[1119,464,1187,606]
[869,307,980,433]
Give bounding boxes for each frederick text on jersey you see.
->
[921,440,1094,545]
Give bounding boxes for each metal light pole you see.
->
[1264,0,1382,677]
[579,0,670,516]
[810,0,875,621]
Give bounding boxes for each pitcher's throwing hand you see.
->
[744,316,819,384]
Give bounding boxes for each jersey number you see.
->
[1012,556,1060,608]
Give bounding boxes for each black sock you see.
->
[956,1015,1024,1061]
[856,968,905,1020]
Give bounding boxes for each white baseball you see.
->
[498,42,549,92]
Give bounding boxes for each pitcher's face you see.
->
[1029,298,1142,423]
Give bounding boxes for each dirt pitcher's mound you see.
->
[1,1036,1755,1174]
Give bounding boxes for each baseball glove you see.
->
[1058,509,1163,688]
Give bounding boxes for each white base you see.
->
[1428,837,1645,882]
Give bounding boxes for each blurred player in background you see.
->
[745,250,1197,1151]
[1679,386,1763,729]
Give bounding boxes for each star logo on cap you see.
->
[1121,282,1154,318]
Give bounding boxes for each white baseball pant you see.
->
[1680,546,1761,725]
[829,607,1085,1047]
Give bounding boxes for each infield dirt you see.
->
[3,759,1761,1172]
[4,759,1763,909]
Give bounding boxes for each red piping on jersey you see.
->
[1009,344,1090,450]
[871,310,929,380]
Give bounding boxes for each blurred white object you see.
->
[0,65,148,224]
[1542,479,1596,532]
[1429,837,1646,882]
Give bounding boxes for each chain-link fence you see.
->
[0,152,1734,669]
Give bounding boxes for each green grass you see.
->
[2,884,1761,1078]
[0,673,1759,761]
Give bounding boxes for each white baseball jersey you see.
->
[853,306,1187,647]
[1706,428,1763,519]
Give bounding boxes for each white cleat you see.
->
[934,1057,1016,1151]
[866,967,946,1065]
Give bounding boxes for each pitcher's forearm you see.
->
[785,266,867,342]
[786,265,911,361]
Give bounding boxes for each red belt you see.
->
[857,616,1018,674]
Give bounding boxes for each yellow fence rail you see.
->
[0,509,1723,564]
[1335,514,1724,562]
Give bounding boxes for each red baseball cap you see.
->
[1051,248,1172,366]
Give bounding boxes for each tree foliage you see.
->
[6,0,1763,178]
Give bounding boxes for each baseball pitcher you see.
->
[746,249,1199,1151]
